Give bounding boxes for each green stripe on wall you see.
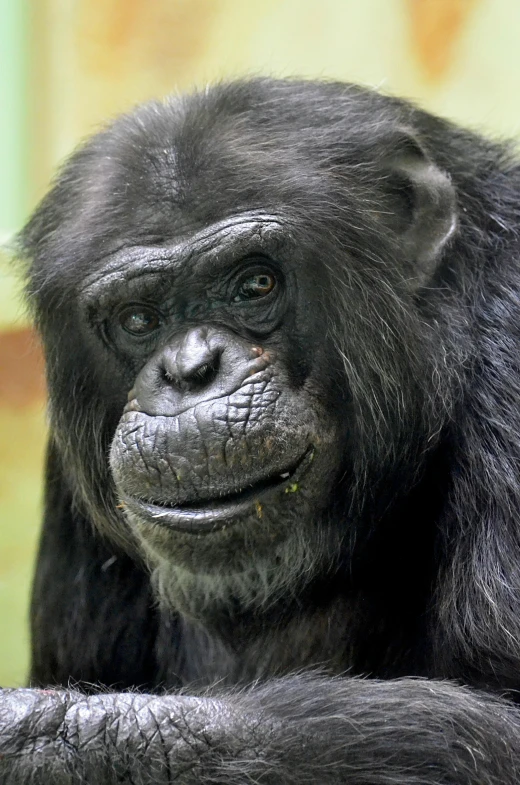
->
[0,0,29,328]
[0,0,28,234]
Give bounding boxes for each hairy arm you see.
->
[1,676,520,785]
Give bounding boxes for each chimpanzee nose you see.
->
[161,327,221,390]
[131,326,269,418]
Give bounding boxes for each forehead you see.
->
[43,81,392,289]
[97,89,330,232]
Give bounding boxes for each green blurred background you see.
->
[1,0,520,686]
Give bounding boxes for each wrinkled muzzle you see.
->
[109,392,311,507]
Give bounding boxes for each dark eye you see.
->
[233,272,276,302]
[118,304,162,336]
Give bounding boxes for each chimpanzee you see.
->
[3,78,520,783]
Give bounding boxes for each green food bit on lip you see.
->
[285,483,299,494]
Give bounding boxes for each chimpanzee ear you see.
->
[384,130,457,287]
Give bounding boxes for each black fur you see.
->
[2,78,520,783]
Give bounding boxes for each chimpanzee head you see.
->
[20,79,459,613]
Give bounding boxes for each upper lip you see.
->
[120,447,313,534]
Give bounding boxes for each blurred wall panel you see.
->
[28,0,520,203]
[1,0,520,685]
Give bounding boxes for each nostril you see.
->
[184,355,220,387]
[161,367,175,383]
[160,348,222,391]
[190,362,211,381]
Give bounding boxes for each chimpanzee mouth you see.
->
[120,448,313,534]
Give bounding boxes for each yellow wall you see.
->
[1,0,520,686]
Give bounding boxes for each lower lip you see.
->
[121,449,312,534]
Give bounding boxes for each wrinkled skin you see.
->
[3,78,520,783]
[80,214,350,611]
[104,218,347,589]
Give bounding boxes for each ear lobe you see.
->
[385,132,457,287]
